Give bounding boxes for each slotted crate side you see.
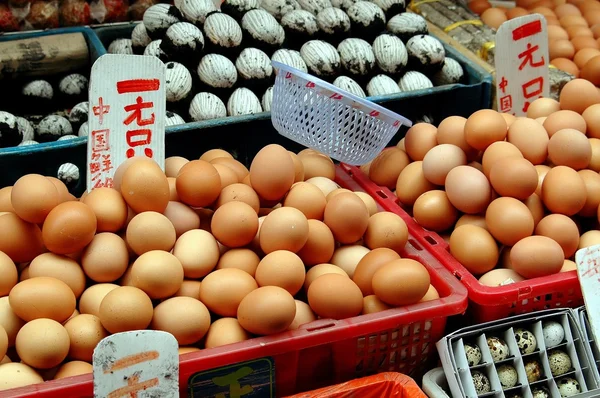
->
[4,165,467,398]
[340,163,585,324]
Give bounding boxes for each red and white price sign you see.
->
[494,14,549,116]
[576,245,600,350]
[87,54,166,192]
[93,330,179,398]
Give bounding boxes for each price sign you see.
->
[188,357,275,398]
[494,14,549,116]
[93,330,179,398]
[576,245,600,351]
[87,54,166,192]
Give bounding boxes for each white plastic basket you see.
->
[270,61,412,165]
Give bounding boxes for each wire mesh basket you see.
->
[270,61,412,165]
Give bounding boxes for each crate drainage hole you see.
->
[306,322,336,332]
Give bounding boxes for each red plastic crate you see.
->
[340,163,585,324]
[0,166,467,398]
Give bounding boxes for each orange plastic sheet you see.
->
[284,372,427,398]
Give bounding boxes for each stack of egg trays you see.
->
[436,308,599,398]
[577,306,600,383]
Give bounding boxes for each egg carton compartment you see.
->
[459,364,504,398]
[486,328,518,364]
[521,352,549,386]
[437,309,600,398]
[495,361,525,392]
[502,385,528,398]
[529,380,555,398]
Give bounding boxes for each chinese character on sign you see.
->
[93,97,110,125]
[213,367,254,398]
[494,15,549,116]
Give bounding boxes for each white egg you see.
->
[542,320,565,348]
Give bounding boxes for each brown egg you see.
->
[422,144,467,186]
[507,118,549,165]
[469,0,491,14]
[511,236,564,278]
[289,300,317,329]
[507,6,530,19]
[53,361,93,379]
[0,187,14,213]
[307,274,363,320]
[81,233,128,283]
[304,263,348,290]
[250,144,295,201]
[395,161,437,206]
[479,269,525,286]
[297,219,335,266]
[28,253,86,298]
[535,214,580,257]
[542,165,587,215]
[217,248,260,276]
[130,250,184,299]
[330,245,370,277]
[567,26,593,39]
[283,182,327,220]
[449,225,499,275]
[561,14,589,27]
[172,229,219,278]
[500,113,517,127]
[561,78,600,113]
[82,188,127,232]
[323,192,369,244]
[353,248,400,296]
[455,214,487,230]
[557,2,582,17]
[0,213,44,263]
[255,250,305,295]
[212,163,239,189]
[64,314,108,362]
[215,183,260,213]
[550,39,576,59]
[46,177,71,204]
[583,104,600,138]
[305,176,340,197]
[355,192,378,216]
[572,35,600,52]
[16,319,69,369]
[490,157,538,200]
[151,297,211,345]
[0,296,23,347]
[543,110,587,136]
[587,138,600,173]
[420,284,440,302]
[0,362,43,390]
[11,174,59,224]
[98,286,154,333]
[372,259,430,306]
[0,252,16,298]
[126,211,176,255]
[481,7,508,29]
[120,159,169,214]
[198,149,231,163]
[237,286,296,334]
[363,212,408,253]
[299,153,336,180]
[260,207,309,253]
[481,141,524,178]
[524,193,546,228]
[413,190,459,232]
[176,160,221,207]
[78,283,119,317]
[486,197,535,246]
[581,54,600,84]
[548,128,592,169]
[548,25,570,40]
[437,116,478,159]
[204,317,250,348]
[42,202,96,255]
[445,165,492,214]
[165,156,189,178]
[465,109,508,151]
[369,148,410,189]
[580,230,600,249]
[199,268,258,316]
[403,123,438,161]
[9,276,75,323]
[173,280,201,299]
[163,201,200,238]
[551,57,580,76]
[592,23,600,38]
[211,201,259,248]
[288,152,305,183]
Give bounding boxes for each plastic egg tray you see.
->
[437,309,599,398]
[577,307,600,383]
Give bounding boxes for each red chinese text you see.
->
[89,129,114,188]
[518,43,545,71]
[118,79,159,159]
[92,97,110,125]
[500,95,513,113]
[521,76,544,112]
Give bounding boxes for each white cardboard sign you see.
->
[576,245,600,351]
[494,14,549,117]
[92,330,179,398]
[87,54,166,192]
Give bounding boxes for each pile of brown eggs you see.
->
[362,77,600,286]
[0,144,439,392]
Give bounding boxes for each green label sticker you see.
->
[188,357,275,398]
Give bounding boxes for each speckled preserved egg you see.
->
[198,53,238,89]
[161,22,204,62]
[471,371,490,395]
[221,0,260,21]
[132,23,152,54]
[59,73,88,99]
[227,87,263,116]
[203,13,243,54]
[165,62,193,103]
[144,40,168,61]
[366,74,400,97]
[371,0,404,19]
[189,92,227,121]
[337,38,375,77]
[261,0,301,21]
[143,3,182,39]
[432,57,463,86]
[373,33,407,75]
[346,1,385,40]
[317,7,350,40]
[300,40,341,78]
[398,71,433,91]
[406,34,445,74]
[36,115,73,142]
[297,0,331,14]
[69,101,88,125]
[236,47,273,82]
[241,9,285,51]
[272,49,308,72]
[333,76,366,97]
[261,86,274,111]
[108,38,133,54]
[22,80,53,99]
[178,0,218,25]
[281,10,319,48]
[57,162,79,189]
[15,116,34,142]
[557,377,581,397]
[165,111,186,126]
[524,359,542,383]
[387,12,428,43]
[0,112,22,148]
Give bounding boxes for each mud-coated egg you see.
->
[487,336,510,362]
[471,371,491,395]
[497,364,518,389]
[549,350,572,376]
[514,328,537,354]
[543,321,565,348]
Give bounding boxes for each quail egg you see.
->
[542,321,565,348]
[487,336,509,362]
[524,359,542,383]
[532,387,550,398]
[549,350,572,377]
[465,343,482,367]
[514,328,537,354]
[471,370,491,395]
[497,364,518,389]
[557,377,581,397]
